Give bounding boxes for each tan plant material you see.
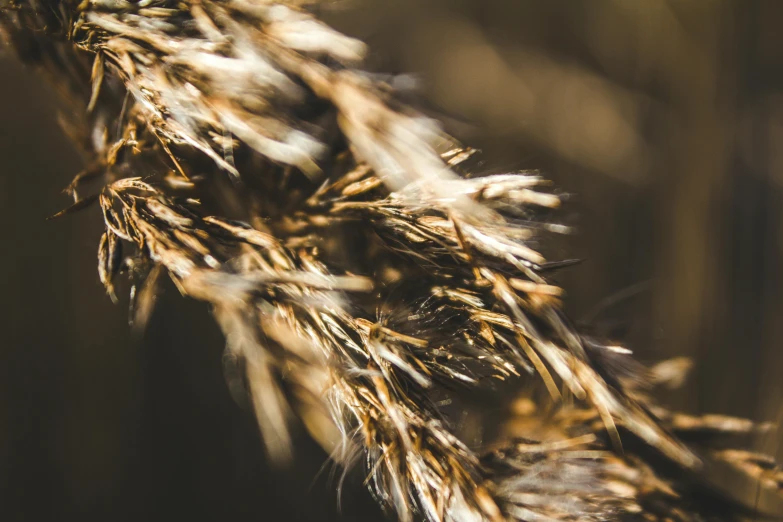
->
[1,1,782,520]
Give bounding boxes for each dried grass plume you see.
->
[1,0,782,520]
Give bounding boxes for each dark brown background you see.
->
[1,1,782,520]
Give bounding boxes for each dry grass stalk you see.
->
[1,1,782,520]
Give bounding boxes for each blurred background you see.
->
[1,0,782,520]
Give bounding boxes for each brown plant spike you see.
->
[1,1,782,521]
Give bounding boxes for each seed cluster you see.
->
[1,1,781,520]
